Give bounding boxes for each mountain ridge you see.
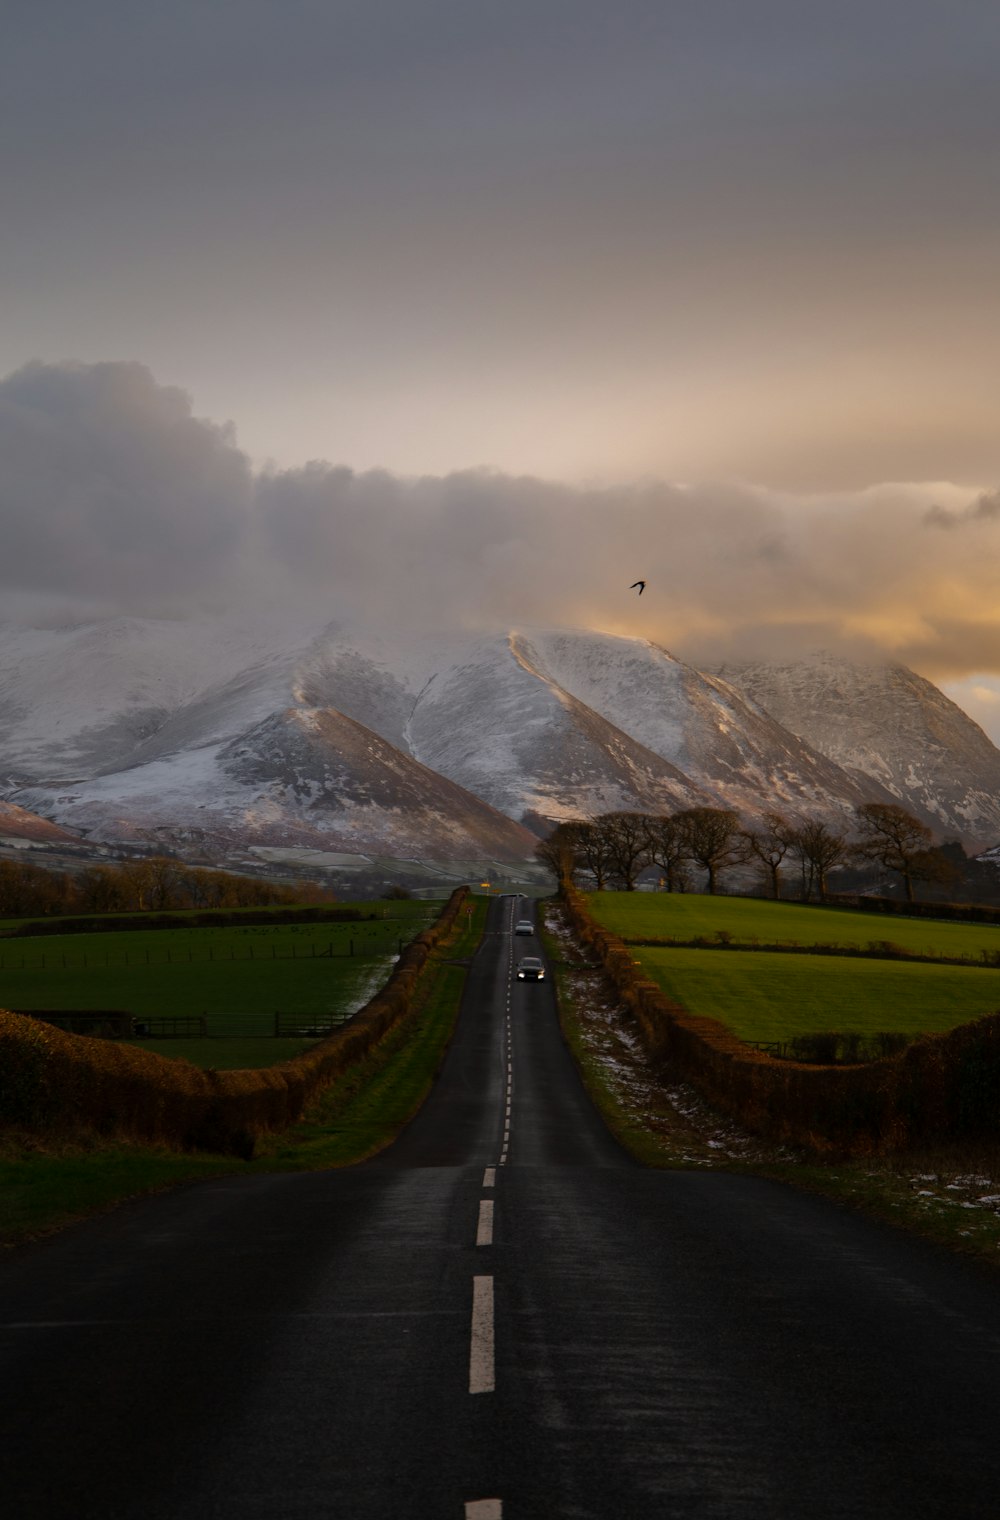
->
[2,618,998,864]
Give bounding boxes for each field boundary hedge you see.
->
[622,936,1000,967]
[1,905,379,939]
[560,884,1000,1158]
[0,887,470,1158]
[827,893,1000,925]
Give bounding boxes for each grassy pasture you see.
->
[585,891,1000,962]
[639,948,1000,1044]
[584,892,1000,1043]
[0,904,438,1064]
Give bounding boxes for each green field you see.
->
[0,901,440,1063]
[585,891,1000,961]
[583,892,1000,1043]
[640,948,1000,1043]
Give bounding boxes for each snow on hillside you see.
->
[403,630,710,823]
[716,651,1000,847]
[510,629,890,823]
[4,615,1000,861]
[0,613,316,776]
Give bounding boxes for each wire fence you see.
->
[28,1008,359,1039]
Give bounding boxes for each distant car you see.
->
[517,956,545,981]
[514,919,534,936]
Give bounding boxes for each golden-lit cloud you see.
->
[7,358,1000,749]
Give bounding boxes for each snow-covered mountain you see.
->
[505,631,891,823]
[2,617,998,863]
[715,651,1000,847]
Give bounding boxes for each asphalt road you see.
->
[4,895,1000,1518]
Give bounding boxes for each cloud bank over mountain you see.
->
[2,360,998,685]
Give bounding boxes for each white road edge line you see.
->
[465,1502,502,1519]
[476,1198,494,1246]
[469,1275,495,1394]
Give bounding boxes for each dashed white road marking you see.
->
[469,1275,495,1394]
[476,1199,494,1246]
[465,1502,502,1519]
[482,1167,496,1188]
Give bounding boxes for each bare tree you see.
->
[674,807,745,894]
[742,813,795,900]
[574,819,616,890]
[855,803,934,902]
[644,813,691,892]
[599,811,651,890]
[145,856,184,911]
[792,819,850,902]
[0,860,73,916]
[77,865,130,914]
[534,820,585,886]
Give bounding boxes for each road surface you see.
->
[3,894,1000,1517]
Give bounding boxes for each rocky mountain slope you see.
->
[2,618,998,862]
[715,651,1000,848]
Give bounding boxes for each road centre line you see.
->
[482,1167,495,1188]
[465,1502,502,1519]
[469,1275,495,1394]
[476,1199,494,1246]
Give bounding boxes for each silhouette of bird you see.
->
[630,580,646,595]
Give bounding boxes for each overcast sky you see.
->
[4,3,1000,733]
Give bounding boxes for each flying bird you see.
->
[630,580,646,595]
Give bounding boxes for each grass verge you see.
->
[0,898,486,1249]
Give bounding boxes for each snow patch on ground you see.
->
[543,904,784,1164]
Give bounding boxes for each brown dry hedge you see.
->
[560,884,1000,1157]
[0,887,470,1158]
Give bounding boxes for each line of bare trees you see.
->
[0,856,335,919]
[536,802,959,903]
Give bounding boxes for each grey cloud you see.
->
[0,361,252,608]
[4,360,1000,690]
[972,491,1000,522]
[924,490,1000,530]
